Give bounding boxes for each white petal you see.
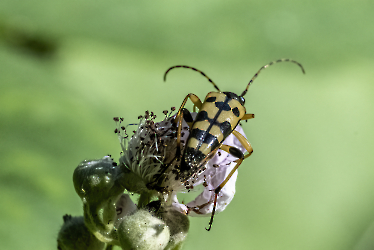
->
[186,125,249,216]
[186,162,238,216]
[115,194,137,220]
[171,193,188,214]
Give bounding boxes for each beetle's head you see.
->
[223,92,245,105]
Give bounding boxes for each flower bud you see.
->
[57,215,105,250]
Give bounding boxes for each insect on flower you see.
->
[114,109,245,212]
[163,59,305,230]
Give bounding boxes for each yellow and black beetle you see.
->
[164,59,305,231]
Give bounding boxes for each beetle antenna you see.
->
[164,65,221,92]
[240,59,305,97]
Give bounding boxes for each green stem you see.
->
[138,192,153,208]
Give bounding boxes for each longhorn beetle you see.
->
[164,59,305,231]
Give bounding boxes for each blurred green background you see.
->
[1,0,374,249]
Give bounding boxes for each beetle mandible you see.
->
[164,59,305,231]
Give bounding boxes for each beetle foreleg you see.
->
[242,113,255,120]
[175,94,202,156]
[175,108,194,157]
[175,93,202,124]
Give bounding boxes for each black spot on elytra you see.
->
[182,108,193,123]
[190,128,206,141]
[232,107,240,117]
[215,102,231,111]
[195,111,209,122]
[219,121,232,138]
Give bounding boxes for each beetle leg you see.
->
[175,94,202,156]
[215,144,252,190]
[175,93,202,125]
[231,130,253,159]
[205,135,253,231]
[175,108,194,157]
[241,113,255,120]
